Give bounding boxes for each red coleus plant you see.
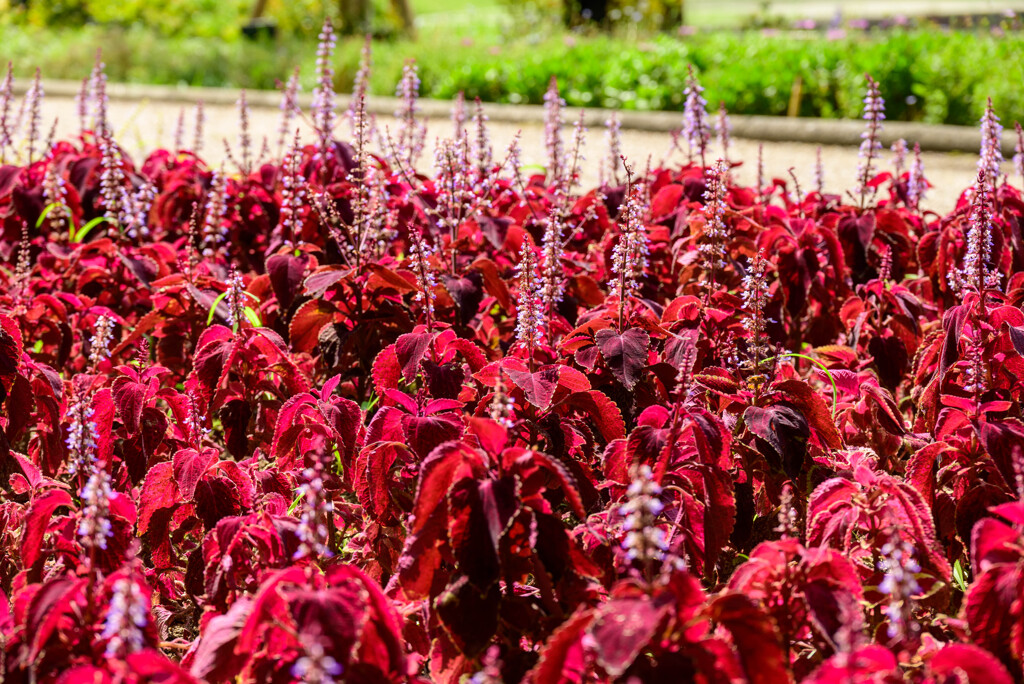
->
[3,52,1024,684]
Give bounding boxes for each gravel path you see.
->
[36,94,987,214]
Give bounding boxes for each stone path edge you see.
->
[16,79,997,156]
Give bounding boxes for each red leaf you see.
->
[172,448,218,501]
[587,593,672,677]
[804,645,898,683]
[266,253,306,311]
[506,364,561,411]
[28,577,85,660]
[709,593,791,684]
[188,597,253,681]
[963,565,1024,666]
[929,644,1014,684]
[289,299,334,354]
[395,332,434,382]
[111,374,147,432]
[138,462,178,536]
[355,442,401,523]
[650,184,684,220]
[366,263,418,293]
[562,390,626,442]
[20,489,73,567]
[530,609,595,684]
[594,327,650,390]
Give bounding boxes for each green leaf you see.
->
[73,216,114,243]
[952,558,969,592]
[243,306,262,327]
[36,202,58,229]
[207,291,229,325]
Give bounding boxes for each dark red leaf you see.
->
[594,327,650,390]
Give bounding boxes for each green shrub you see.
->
[2,24,1024,127]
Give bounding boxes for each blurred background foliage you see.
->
[1,0,1023,127]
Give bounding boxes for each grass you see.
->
[411,0,501,14]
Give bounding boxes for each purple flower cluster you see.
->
[225,268,248,331]
[97,132,127,222]
[278,136,306,246]
[23,69,43,163]
[878,537,922,640]
[236,90,252,175]
[278,67,302,156]
[312,19,338,170]
[394,61,426,169]
[949,170,1001,296]
[42,164,71,233]
[66,392,98,478]
[125,181,156,240]
[607,183,649,301]
[742,250,771,369]
[619,465,668,564]
[891,138,908,177]
[102,575,149,658]
[192,101,205,154]
[201,169,228,257]
[294,466,335,561]
[292,640,342,684]
[0,63,14,161]
[78,461,114,552]
[488,372,516,428]
[716,101,731,160]
[700,159,730,290]
[907,143,926,208]
[514,242,544,353]
[978,97,1003,187]
[603,112,622,186]
[408,235,437,328]
[683,66,710,166]
[543,77,565,184]
[855,75,885,208]
[471,98,492,177]
[88,314,116,368]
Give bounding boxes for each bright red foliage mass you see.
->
[0,56,1023,684]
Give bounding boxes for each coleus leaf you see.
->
[138,461,178,537]
[435,575,501,658]
[803,645,898,683]
[172,448,218,500]
[928,643,1015,684]
[266,253,306,312]
[743,404,810,477]
[594,327,650,390]
[28,576,86,660]
[708,593,791,684]
[529,608,595,684]
[395,332,433,383]
[442,271,484,326]
[111,371,148,433]
[962,565,1024,671]
[586,591,672,677]
[505,364,561,411]
[20,488,73,568]
[289,299,334,354]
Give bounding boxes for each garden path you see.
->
[37,91,985,214]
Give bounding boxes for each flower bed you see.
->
[1,22,1023,684]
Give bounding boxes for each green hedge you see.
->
[4,25,1024,127]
